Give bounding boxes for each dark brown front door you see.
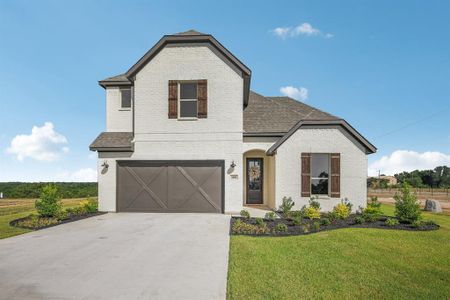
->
[246,158,263,204]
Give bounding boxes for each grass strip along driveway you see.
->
[0,198,89,239]
[227,204,450,299]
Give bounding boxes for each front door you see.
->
[246,158,263,204]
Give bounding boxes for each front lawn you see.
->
[0,198,93,239]
[227,204,450,299]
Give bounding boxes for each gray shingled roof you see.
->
[244,91,339,134]
[174,29,206,36]
[89,132,134,151]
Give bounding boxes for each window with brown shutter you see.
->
[168,80,178,118]
[330,153,341,198]
[301,153,311,197]
[197,79,207,118]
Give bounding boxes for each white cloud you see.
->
[57,168,97,182]
[280,86,309,101]
[294,23,320,36]
[7,122,69,162]
[271,23,333,39]
[368,150,450,176]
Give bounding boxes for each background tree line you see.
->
[0,182,97,199]
[368,166,450,189]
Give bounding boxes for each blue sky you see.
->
[0,0,449,181]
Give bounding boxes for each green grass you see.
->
[0,198,91,239]
[227,204,450,299]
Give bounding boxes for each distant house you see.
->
[90,30,376,213]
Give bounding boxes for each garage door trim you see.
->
[116,160,225,213]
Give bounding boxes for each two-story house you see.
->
[90,30,376,213]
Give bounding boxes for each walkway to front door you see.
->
[246,158,263,204]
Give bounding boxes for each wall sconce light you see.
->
[230,160,236,168]
[101,160,109,174]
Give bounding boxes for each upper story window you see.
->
[179,82,198,118]
[311,153,329,195]
[120,87,132,109]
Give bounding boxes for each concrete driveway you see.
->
[0,213,231,300]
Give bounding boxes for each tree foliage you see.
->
[0,182,97,199]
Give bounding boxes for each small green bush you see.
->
[290,210,303,219]
[303,207,320,219]
[80,198,98,213]
[385,218,399,227]
[362,212,379,222]
[240,209,250,219]
[354,216,365,224]
[274,223,288,233]
[293,216,302,226]
[423,220,437,226]
[279,196,295,216]
[301,223,310,234]
[35,185,62,218]
[394,183,421,223]
[312,221,320,231]
[309,196,321,210]
[367,196,382,211]
[333,202,350,219]
[326,211,337,222]
[320,218,331,226]
[255,217,265,226]
[16,214,59,229]
[232,219,269,235]
[264,211,276,221]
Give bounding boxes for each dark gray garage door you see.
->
[117,161,224,213]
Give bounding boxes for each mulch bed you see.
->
[10,212,107,231]
[230,214,440,237]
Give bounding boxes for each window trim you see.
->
[310,153,331,197]
[178,81,198,120]
[120,87,132,110]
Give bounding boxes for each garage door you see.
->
[117,161,224,213]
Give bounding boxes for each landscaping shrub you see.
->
[362,212,379,222]
[301,223,310,234]
[293,216,302,226]
[423,220,437,226]
[232,219,269,235]
[290,210,303,219]
[320,218,331,226]
[264,211,276,221]
[368,196,382,211]
[354,216,365,224]
[394,183,421,223]
[274,223,288,233]
[326,211,337,222]
[35,185,62,218]
[312,221,320,231]
[80,198,98,213]
[309,196,321,210]
[303,207,320,219]
[279,196,295,217]
[240,209,250,219]
[16,214,59,229]
[385,218,399,227]
[255,217,265,226]
[333,202,350,219]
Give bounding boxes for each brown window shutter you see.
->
[330,153,341,198]
[301,153,311,197]
[197,79,207,118]
[168,80,178,119]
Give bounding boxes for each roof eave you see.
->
[266,119,377,156]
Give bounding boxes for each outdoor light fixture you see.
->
[101,160,109,174]
[230,160,236,168]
